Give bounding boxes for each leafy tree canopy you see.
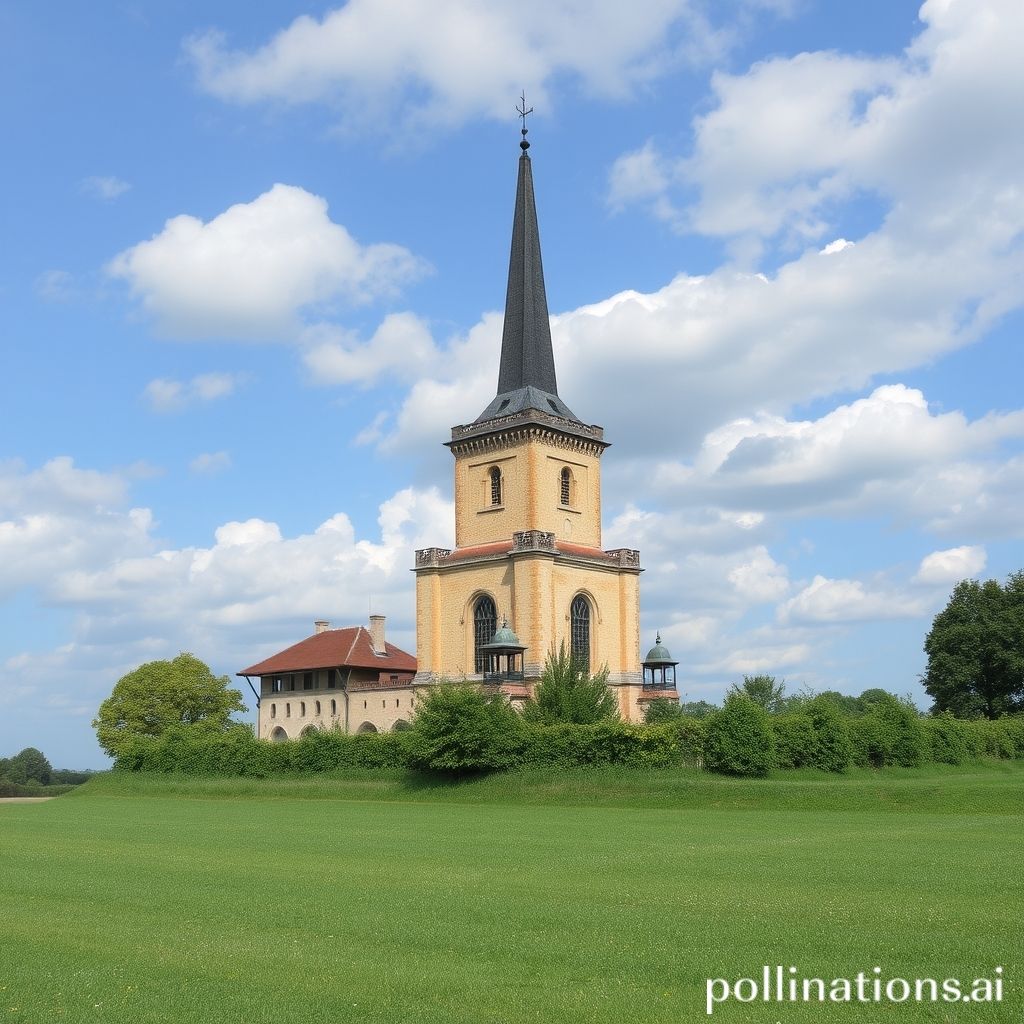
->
[923,571,1024,719]
[729,674,786,714]
[93,653,247,759]
[643,697,684,723]
[405,683,521,774]
[679,700,719,719]
[522,643,618,725]
[0,747,53,785]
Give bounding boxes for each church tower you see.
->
[413,125,648,720]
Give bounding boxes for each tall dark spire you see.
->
[474,112,581,426]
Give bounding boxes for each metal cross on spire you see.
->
[517,91,533,151]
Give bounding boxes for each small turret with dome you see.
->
[642,633,678,690]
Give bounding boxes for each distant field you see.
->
[1,764,1021,1023]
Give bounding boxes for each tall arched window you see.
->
[570,595,591,672]
[474,595,497,672]
[489,466,502,506]
[330,699,337,717]
[270,703,277,719]
[560,467,571,506]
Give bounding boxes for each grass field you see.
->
[1,764,1021,1023]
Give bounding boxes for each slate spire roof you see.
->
[474,139,582,425]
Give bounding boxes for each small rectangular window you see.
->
[303,672,313,690]
[327,668,336,689]
[287,675,296,692]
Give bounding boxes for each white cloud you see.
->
[81,176,131,201]
[108,184,427,339]
[611,0,1024,254]
[0,458,153,599]
[189,452,232,476]
[144,372,247,412]
[674,384,1024,510]
[48,486,452,666]
[186,0,739,134]
[302,312,441,387]
[727,546,789,602]
[915,545,987,585]
[778,575,925,625]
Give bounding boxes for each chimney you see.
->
[314,619,330,635]
[369,614,386,655]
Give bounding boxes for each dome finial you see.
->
[517,90,533,151]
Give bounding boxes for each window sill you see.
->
[478,505,505,513]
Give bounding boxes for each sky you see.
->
[2,0,1022,769]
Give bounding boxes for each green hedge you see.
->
[110,711,1024,779]
[115,726,409,776]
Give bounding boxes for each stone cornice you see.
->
[447,413,608,459]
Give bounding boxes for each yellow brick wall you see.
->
[414,553,640,684]
[454,437,603,547]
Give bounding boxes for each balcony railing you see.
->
[483,670,526,683]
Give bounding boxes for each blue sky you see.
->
[2,0,1022,768]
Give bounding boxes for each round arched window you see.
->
[474,596,497,673]
[570,595,591,672]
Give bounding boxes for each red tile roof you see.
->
[238,626,416,676]
[442,541,514,561]
[556,542,615,561]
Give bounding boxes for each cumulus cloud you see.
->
[778,575,925,625]
[302,312,442,387]
[144,372,247,412]
[662,385,1024,514]
[0,458,153,599]
[108,184,427,339]
[610,0,1024,252]
[186,0,741,134]
[81,176,131,201]
[915,545,987,585]
[52,486,452,658]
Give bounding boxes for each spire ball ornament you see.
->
[517,91,533,151]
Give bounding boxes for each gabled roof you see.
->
[238,626,416,677]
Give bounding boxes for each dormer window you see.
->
[489,466,502,506]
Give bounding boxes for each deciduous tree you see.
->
[923,571,1024,719]
[93,653,246,759]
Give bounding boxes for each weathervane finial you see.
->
[516,91,533,151]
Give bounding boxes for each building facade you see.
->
[240,616,417,740]
[413,132,661,721]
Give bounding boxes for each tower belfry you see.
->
[413,119,649,718]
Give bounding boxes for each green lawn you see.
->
[1,765,1021,1023]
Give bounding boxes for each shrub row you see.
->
[112,704,1024,780]
[0,781,78,798]
[703,693,1024,776]
[114,718,708,776]
[114,726,409,777]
